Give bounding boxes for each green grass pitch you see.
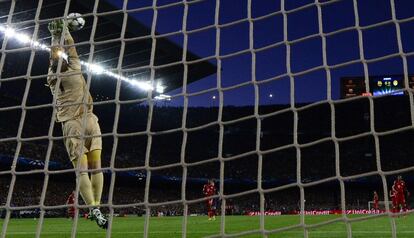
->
[1,214,413,237]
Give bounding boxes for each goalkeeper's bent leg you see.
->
[88,149,103,206]
[72,154,95,205]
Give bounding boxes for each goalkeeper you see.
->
[47,20,107,229]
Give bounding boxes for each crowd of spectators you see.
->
[0,174,392,218]
[1,94,414,218]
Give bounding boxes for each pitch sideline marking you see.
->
[5,230,414,235]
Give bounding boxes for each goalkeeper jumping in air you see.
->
[47,19,107,229]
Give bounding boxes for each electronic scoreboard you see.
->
[340,75,414,99]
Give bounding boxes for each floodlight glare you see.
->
[4,28,16,38]
[32,41,40,48]
[155,94,172,100]
[128,79,154,91]
[156,84,165,94]
[86,63,105,75]
[0,24,170,98]
[56,51,69,61]
[16,34,31,44]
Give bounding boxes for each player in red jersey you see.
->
[373,191,379,210]
[66,191,76,219]
[390,185,398,213]
[394,176,410,212]
[203,179,217,221]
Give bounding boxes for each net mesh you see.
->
[0,0,413,237]
[368,201,393,211]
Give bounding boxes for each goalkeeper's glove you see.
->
[48,19,65,36]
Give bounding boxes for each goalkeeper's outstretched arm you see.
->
[63,30,80,65]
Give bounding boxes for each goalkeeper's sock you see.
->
[91,172,103,206]
[88,150,104,206]
[79,172,95,206]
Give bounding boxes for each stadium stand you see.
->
[1,93,414,218]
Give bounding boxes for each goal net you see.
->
[368,201,393,211]
[0,0,414,237]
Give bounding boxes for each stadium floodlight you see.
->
[82,62,105,75]
[16,34,31,44]
[127,79,153,91]
[0,25,170,98]
[154,94,171,101]
[4,27,16,38]
[156,82,165,93]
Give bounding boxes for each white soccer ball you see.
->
[67,13,85,31]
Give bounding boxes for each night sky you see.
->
[3,0,414,107]
[102,0,414,107]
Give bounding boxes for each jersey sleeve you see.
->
[64,31,81,71]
